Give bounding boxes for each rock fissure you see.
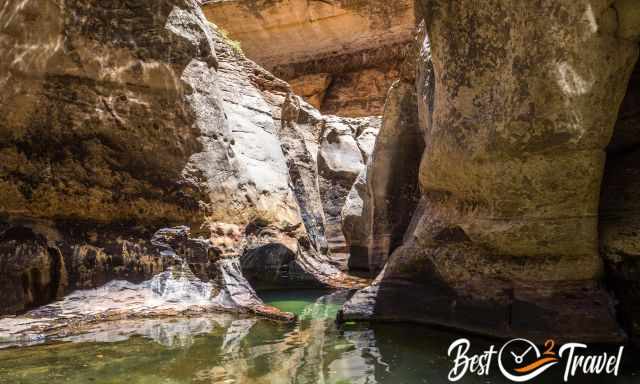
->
[1,0,640,347]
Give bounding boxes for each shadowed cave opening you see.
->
[601,51,640,340]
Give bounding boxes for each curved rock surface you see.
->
[0,0,370,317]
[318,117,380,269]
[342,0,640,343]
[3,0,639,346]
[341,29,425,274]
[277,95,380,272]
[341,169,369,271]
[341,80,424,273]
[0,226,294,347]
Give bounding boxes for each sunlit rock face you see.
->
[0,0,217,314]
[0,291,388,384]
[275,95,380,273]
[201,0,415,117]
[317,117,380,269]
[0,226,293,343]
[0,0,371,316]
[343,0,639,343]
[0,0,215,226]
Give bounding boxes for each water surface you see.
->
[0,290,638,384]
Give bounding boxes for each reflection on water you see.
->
[0,290,639,384]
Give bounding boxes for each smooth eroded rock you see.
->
[342,0,639,343]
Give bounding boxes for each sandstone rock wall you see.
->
[0,0,370,316]
[317,116,380,269]
[201,0,415,116]
[342,0,639,343]
[1,0,220,314]
[341,80,424,273]
[0,0,214,227]
[341,25,425,274]
[4,0,638,345]
[361,81,423,273]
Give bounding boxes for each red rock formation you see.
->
[201,0,415,116]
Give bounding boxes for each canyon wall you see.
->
[0,0,369,316]
[341,44,424,273]
[342,0,640,343]
[2,0,639,344]
[201,0,415,117]
[601,56,640,341]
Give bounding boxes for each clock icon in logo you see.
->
[511,345,533,364]
[498,338,560,382]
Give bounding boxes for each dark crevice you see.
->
[599,45,640,341]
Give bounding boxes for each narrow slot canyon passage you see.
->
[202,0,422,276]
[0,1,640,383]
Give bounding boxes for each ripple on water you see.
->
[0,290,639,384]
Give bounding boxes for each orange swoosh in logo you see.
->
[514,357,560,373]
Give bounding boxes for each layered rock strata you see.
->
[317,117,380,269]
[201,0,415,116]
[275,95,380,273]
[341,80,424,273]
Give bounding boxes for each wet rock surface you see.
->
[0,290,395,384]
[0,225,294,348]
[0,297,258,349]
[2,0,640,346]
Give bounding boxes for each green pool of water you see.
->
[0,290,638,384]
[258,290,343,320]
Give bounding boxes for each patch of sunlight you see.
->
[583,4,598,34]
[555,62,594,96]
